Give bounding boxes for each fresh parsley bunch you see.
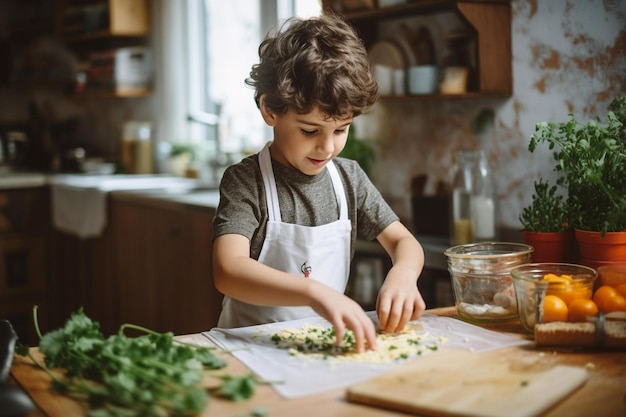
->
[16,307,258,417]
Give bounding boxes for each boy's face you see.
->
[262,102,352,176]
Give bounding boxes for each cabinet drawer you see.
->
[0,188,50,233]
[0,235,47,296]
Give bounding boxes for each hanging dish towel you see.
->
[51,175,198,239]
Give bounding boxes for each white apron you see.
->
[217,143,352,328]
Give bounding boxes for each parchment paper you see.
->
[202,312,531,398]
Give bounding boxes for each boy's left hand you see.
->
[376,266,426,333]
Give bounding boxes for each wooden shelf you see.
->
[327,0,512,97]
[338,0,508,20]
[63,30,149,45]
[379,91,511,100]
[78,87,152,98]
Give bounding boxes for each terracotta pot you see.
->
[522,230,575,263]
[575,229,626,269]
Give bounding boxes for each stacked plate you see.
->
[367,40,406,96]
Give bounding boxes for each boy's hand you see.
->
[309,283,377,353]
[376,265,426,334]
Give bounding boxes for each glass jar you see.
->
[450,150,478,245]
[471,151,497,241]
[122,121,153,174]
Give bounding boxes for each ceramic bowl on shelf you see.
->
[511,263,597,333]
[444,242,534,324]
[408,65,438,94]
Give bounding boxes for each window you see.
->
[184,0,322,181]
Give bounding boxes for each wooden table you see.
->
[10,307,626,417]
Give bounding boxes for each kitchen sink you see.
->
[51,174,213,192]
[51,174,220,238]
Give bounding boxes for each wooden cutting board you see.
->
[346,349,588,417]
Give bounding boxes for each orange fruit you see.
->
[568,299,598,322]
[605,295,626,313]
[542,273,573,283]
[615,284,626,299]
[542,295,569,322]
[593,285,626,313]
[547,283,590,306]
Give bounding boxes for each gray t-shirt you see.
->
[212,153,398,260]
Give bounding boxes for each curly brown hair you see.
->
[246,14,378,120]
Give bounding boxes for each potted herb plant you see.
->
[528,95,626,267]
[519,179,574,263]
[167,142,196,177]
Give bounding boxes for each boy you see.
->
[212,14,425,352]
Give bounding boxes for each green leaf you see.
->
[217,375,258,402]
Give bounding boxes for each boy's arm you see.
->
[375,221,426,333]
[213,233,377,352]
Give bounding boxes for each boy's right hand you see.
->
[308,283,377,353]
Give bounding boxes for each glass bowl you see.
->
[444,242,534,323]
[597,263,626,287]
[511,263,597,333]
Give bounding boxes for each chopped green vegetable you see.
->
[271,325,356,353]
[15,306,258,417]
[269,324,442,363]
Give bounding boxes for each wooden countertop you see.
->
[10,307,626,417]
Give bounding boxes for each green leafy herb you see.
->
[529,95,626,234]
[15,306,259,417]
[519,179,570,232]
[213,374,258,402]
[338,127,376,178]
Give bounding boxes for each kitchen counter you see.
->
[0,172,512,272]
[10,307,626,417]
[0,172,48,188]
[109,187,220,210]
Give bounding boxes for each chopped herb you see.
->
[269,324,445,363]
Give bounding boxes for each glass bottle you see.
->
[450,150,477,245]
[471,151,497,242]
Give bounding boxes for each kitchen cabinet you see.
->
[58,0,150,40]
[52,194,222,337]
[108,198,220,336]
[0,187,51,346]
[5,0,152,96]
[324,0,512,97]
[57,0,152,97]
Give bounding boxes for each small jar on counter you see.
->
[450,150,477,245]
[122,121,153,174]
[470,150,497,242]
